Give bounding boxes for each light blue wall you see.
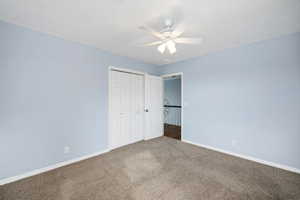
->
[164,78,181,125]
[0,21,157,179]
[1,18,300,179]
[159,32,300,170]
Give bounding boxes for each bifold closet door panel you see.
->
[111,71,131,148]
[111,71,119,149]
[129,74,144,143]
[120,72,131,146]
[110,70,144,149]
[111,71,125,148]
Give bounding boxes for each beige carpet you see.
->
[1,136,300,200]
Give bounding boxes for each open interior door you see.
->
[145,74,163,140]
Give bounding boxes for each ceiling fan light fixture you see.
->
[139,20,202,56]
[157,43,166,54]
[166,40,176,54]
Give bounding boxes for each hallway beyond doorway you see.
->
[163,74,182,140]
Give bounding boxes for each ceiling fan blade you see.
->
[171,23,185,38]
[139,26,165,40]
[174,37,203,44]
[142,41,163,46]
[172,30,184,38]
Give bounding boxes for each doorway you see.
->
[162,73,182,140]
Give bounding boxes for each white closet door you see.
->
[130,74,144,143]
[111,71,129,148]
[110,70,144,149]
[145,75,163,140]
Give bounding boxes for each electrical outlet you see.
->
[64,146,70,154]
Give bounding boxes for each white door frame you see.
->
[108,66,146,150]
[161,72,183,140]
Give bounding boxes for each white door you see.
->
[145,74,163,140]
[110,70,144,149]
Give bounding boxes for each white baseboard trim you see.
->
[182,139,300,174]
[0,149,109,185]
[144,134,163,141]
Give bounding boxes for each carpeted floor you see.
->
[1,136,300,200]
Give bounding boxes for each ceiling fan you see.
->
[139,19,203,54]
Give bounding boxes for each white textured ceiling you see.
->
[0,0,300,65]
